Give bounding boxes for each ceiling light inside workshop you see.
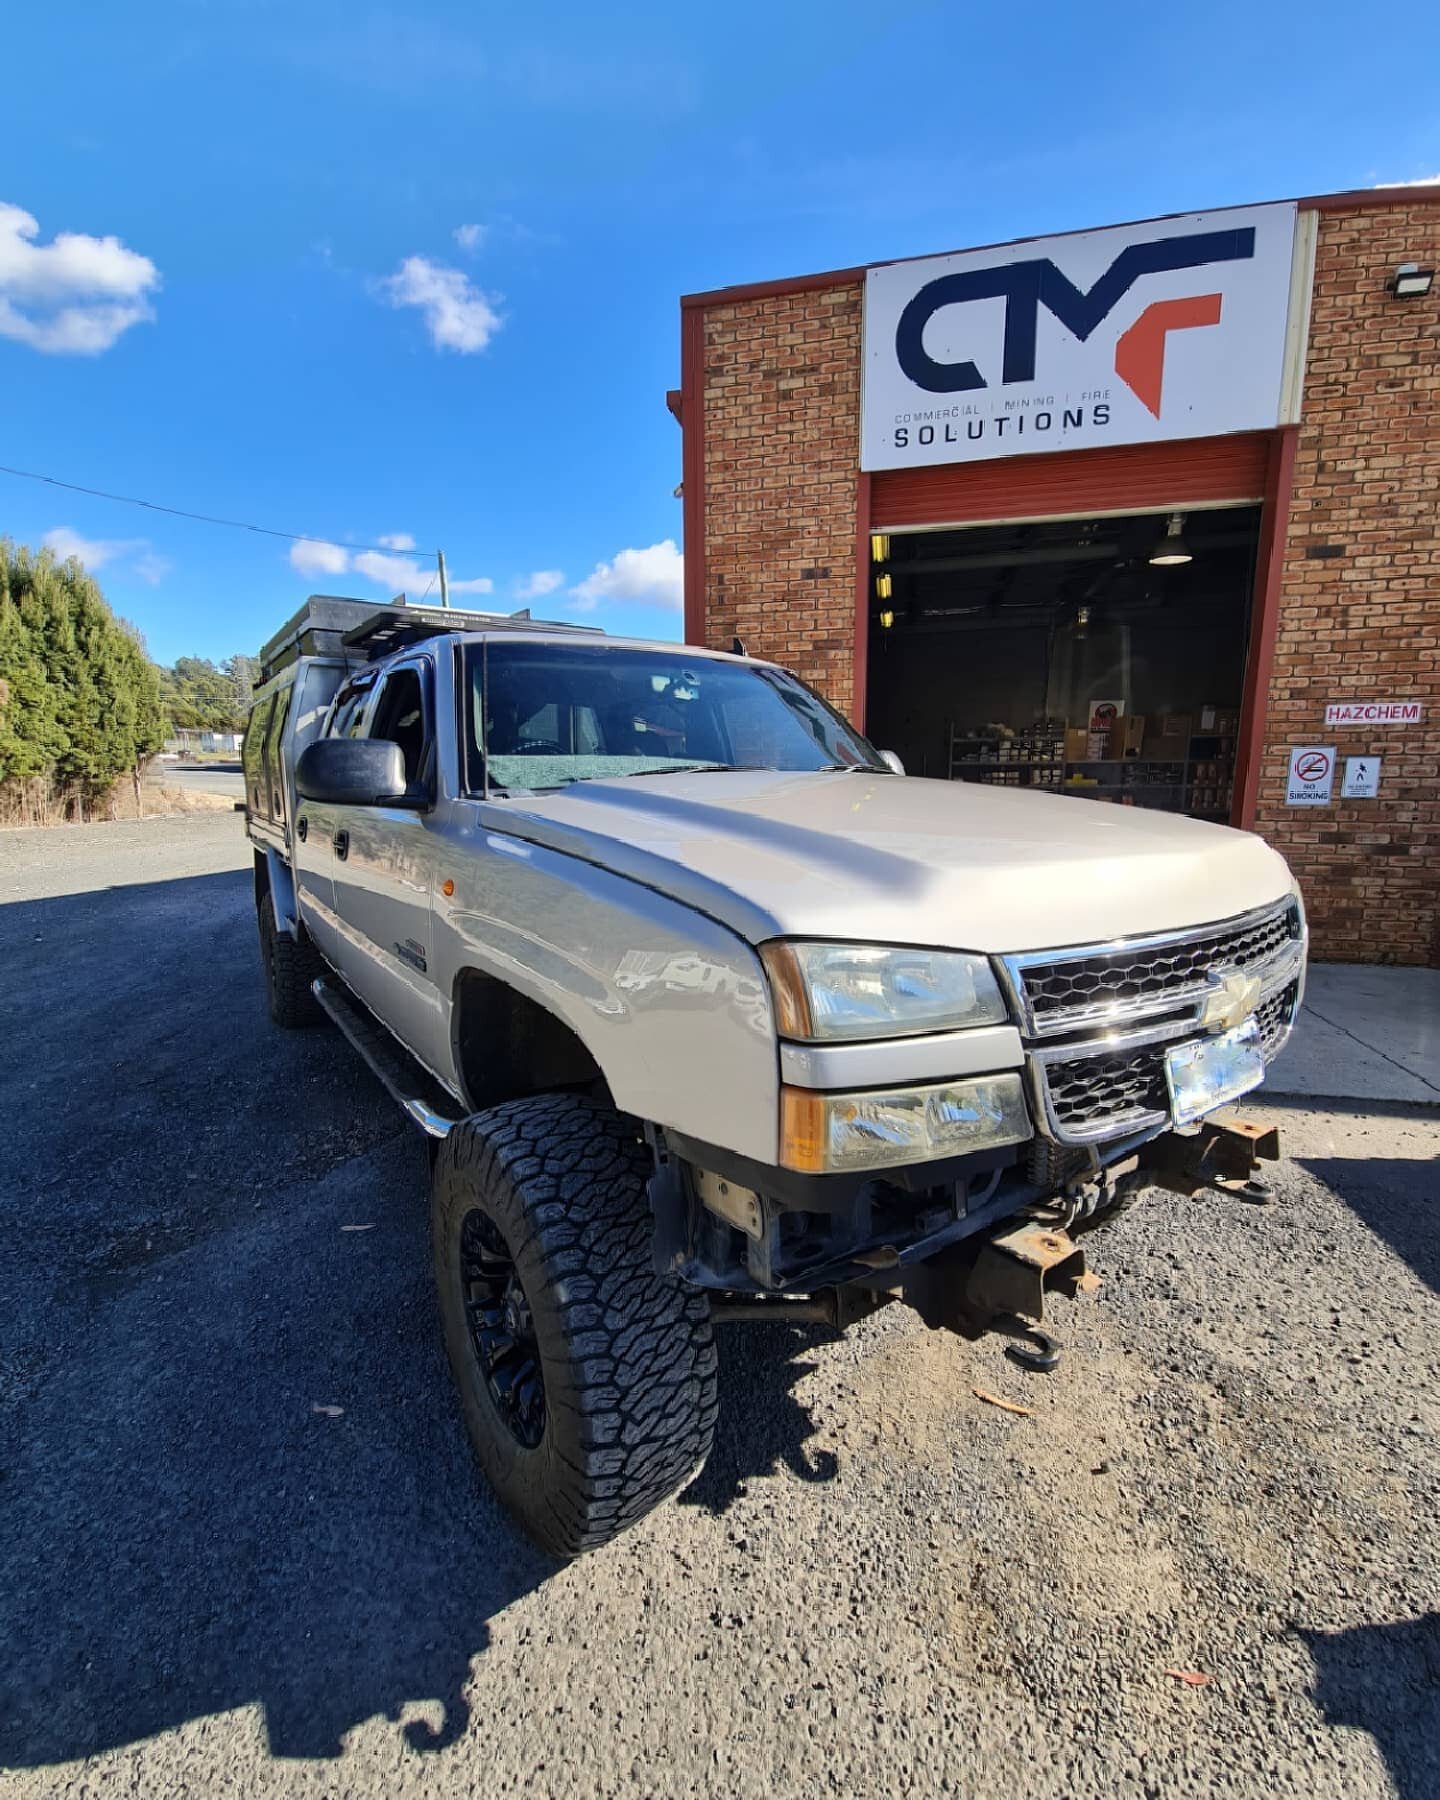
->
[1149,513,1193,566]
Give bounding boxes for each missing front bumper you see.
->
[1139,1113,1281,1196]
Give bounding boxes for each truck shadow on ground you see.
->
[682,1323,840,1515]
[0,867,836,1768]
[1300,1614,1440,1799]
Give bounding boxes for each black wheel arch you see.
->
[450,967,608,1112]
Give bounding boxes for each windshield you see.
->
[463,641,885,794]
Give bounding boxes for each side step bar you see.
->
[311,978,465,1139]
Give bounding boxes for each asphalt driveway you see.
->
[1,813,1436,1797]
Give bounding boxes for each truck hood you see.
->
[478,769,1294,954]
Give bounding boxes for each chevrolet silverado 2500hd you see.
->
[242,595,1306,1556]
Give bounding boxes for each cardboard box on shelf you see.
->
[1065,727,1090,761]
[1143,713,1191,756]
[1117,715,1146,757]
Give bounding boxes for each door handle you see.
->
[297,814,309,842]
[334,828,350,862]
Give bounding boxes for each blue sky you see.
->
[3,0,1437,665]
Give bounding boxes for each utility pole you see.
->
[436,549,450,609]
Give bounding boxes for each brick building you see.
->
[672,189,1439,964]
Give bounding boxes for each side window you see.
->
[366,665,431,787]
[242,694,275,815]
[263,684,291,823]
[327,674,376,740]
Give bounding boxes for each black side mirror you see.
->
[295,738,413,806]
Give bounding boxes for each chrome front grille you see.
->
[1044,1043,1170,1140]
[1037,980,1302,1143]
[1256,980,1300,1058]
[999,897,1307,1147]
[1005,898,1303,1039]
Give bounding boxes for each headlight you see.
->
[779,1074,1030,1173]
[761,942,1007,1041]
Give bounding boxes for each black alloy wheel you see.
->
[459,1209,545,1449]
[431,1094,718,1556]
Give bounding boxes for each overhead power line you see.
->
[0,460,434,558]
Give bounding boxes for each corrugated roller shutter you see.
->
[871,432,1271,528]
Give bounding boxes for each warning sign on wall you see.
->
[1341,756,1381,798]
[1286,745,1335,806]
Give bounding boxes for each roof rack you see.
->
[341,603,603,661]
[257,594,602,684]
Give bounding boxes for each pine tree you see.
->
[0,538,172,810]
[0,584,67,780]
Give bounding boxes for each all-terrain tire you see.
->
[432,1095,718,1557]
[258,903,325,1029]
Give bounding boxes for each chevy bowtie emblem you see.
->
[1201,968,1261,1033]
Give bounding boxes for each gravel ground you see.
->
[1,813,1436,1799]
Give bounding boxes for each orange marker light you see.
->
[778,1087,828,1173]
[441,879,455,898]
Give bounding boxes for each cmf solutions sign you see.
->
[861,203,1305,471]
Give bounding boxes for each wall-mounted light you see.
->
[879,609,895,630]
[1070,604,1091,639]
[1389,262,1435,298]
[875,572,894,600]
[1148,512,1192,566]
[870,532,891,564]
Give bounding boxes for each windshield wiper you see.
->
[604,763,731,779]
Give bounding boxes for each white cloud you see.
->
[289,538,350,577]
[288,534,493,597]
[453,222,486,253]
[0,201,159,355]
[570,540,684,613]
[44,526,168,584]
[132,550,173,585]
[44,526,134,569]
[515,569,564,600]
[353,550,494,596]
[1373,173,1440,187]
[378,255,501,353]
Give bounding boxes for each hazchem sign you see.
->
[1323,700,1423,726]
[861,203,1300,470]
[1286,746,1335,806]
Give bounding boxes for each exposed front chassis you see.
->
[655,1111,1281,1346]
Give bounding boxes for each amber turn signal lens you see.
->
[777,1087,828,1174]
[441,879,455,898]
[759,942,812,1039]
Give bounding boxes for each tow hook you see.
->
[961,1219,1090,1371]
[996,1317,1063,1372]
[1143,1115,1281,1201]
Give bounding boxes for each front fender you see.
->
[431,826,779,1166]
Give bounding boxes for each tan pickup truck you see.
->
[243,595,1306,1555]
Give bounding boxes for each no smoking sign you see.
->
[1286,745,1335,806]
